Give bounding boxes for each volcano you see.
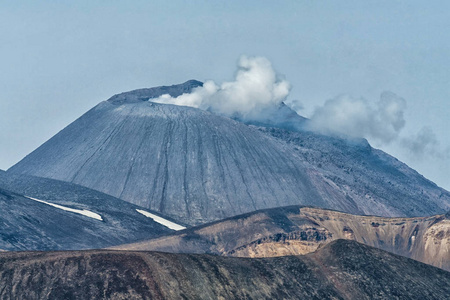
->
[9,81,450,225]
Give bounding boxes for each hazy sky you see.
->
[1,1,449,189]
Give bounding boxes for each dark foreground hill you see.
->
[1,240,449,300]
[0,171,182,250]
[113,205,450,271]
[9,81,450,224]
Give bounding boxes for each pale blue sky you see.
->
[1,1,449,189]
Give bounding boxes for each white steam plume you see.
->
[401,127,450,159]
[152,56,445,162]
[308,91,407,145]
[307,91,448,163]
[152,56,290,120]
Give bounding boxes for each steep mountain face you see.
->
[113,205,450,271]
[260,127,450,217]
[0,171,178,250]
[6,98,324,225]
[1,240,449,300]
[9,81,450,225]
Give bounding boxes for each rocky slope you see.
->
[0,171,180,250]
[113,205,450,271]
[9,81,450,224]
[259,127,450,217]
[1,240,449,300]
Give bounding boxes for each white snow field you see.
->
[25,196,103,221]
[136,209,186,230]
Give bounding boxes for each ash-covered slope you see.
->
[9,81,450,224]
[115,205,450,271]
[1,240,449,300]
[260,127,450,217]
[7,91,324,225]
[0,170,178,251]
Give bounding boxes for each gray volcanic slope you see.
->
[258,127,450,217]
[0,170,176,250]
[9,81,450,225]
[1,240,449,300]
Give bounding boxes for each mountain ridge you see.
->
[1,240,449,300]
[107,79,203,105]
[0,170,178,250]
[112,205,450,271]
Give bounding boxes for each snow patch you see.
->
[25,196,103,221]
[136,209,186,230]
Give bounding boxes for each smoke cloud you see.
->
[152,56,290,120]
[307,91,448,162]
[307,91,407,144]
[401,127,449,159]
[152,56,446,164]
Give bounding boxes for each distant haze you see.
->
[1,1,449,190]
